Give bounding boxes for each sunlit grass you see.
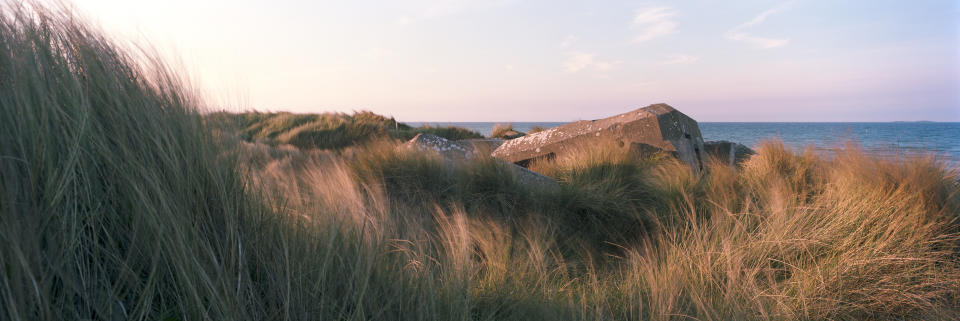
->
[490,123,526,139]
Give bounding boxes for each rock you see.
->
[402,135,507,160]
[490,103,707,174]
[703,140,755,167]
[402,133,483,161]
[401,134,558,188]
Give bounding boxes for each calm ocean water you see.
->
[408,122,960,167]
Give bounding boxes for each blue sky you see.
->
[66,0,959,121]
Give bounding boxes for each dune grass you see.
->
[0,3,255,319]
[0,3,468,320]
[240,135,960,320]
[528,125,548,134]
[211,111,483,150]
[3,2,959,320]
[400,123,486,141]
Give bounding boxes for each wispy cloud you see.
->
[661,54,699,65]
[726,3,792,49]
[631,6,677,42]
[564,52,620,72]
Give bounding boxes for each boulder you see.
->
[703,140,755,167]
[401,134,558,188]
[490,104,707,174]
[402,133,487,161]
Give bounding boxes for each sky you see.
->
[54,0,960,122]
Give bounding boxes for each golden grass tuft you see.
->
[490,123,526,139]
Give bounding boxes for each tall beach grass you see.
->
[0,3,469,320]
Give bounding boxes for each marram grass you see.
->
[209,110,483,150]
[2,2,959,320]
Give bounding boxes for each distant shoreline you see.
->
[407,122,960,165]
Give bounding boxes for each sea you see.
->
[407,122,960,168]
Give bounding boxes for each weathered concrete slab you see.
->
[703,140,755,167]
[402,133,480,160]
[490,104,707,174]
[401,134,558,188]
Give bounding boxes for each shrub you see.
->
[528,125,548,134]
[490,123,526,139]
[398,124,484,141]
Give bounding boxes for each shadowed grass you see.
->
[0,3,475,320]
[0,2,254,319]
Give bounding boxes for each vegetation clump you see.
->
[403,123,485,141]
[490,123,526,139]
[212,111,483,150]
